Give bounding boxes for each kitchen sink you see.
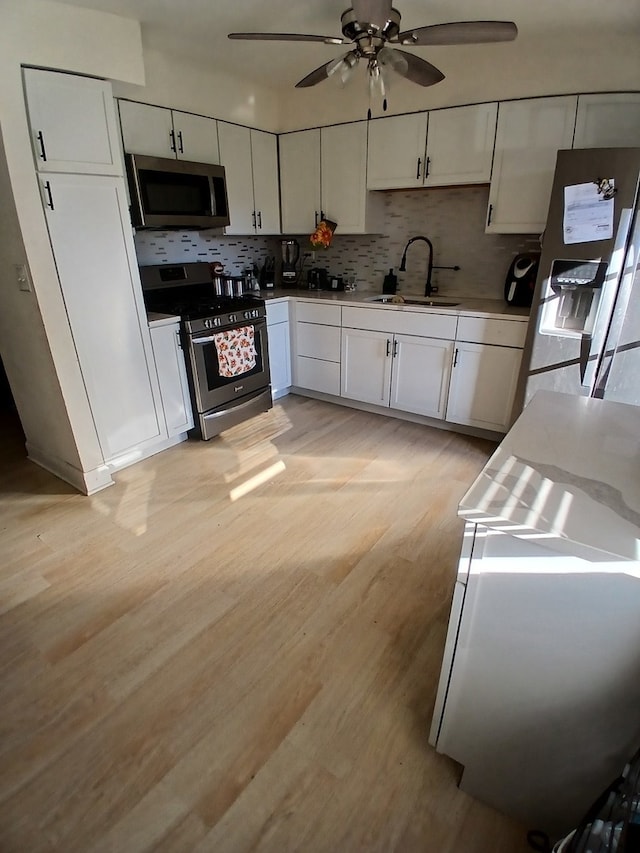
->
[365,295,460,308]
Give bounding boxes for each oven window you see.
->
[201,325,266,391]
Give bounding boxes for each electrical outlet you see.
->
[15,264,31,292]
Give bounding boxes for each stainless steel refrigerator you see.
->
[514,147,640,415]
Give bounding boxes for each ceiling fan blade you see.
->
[352,0,393,30]
[391,49,445,87]
[295,61,335,89]
[398,21,518,46]
[228,32,346,45]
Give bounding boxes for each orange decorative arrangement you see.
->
[310,219,337,250]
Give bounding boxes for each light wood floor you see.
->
[0,397,531,852]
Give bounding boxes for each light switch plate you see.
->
[15,264,31,292]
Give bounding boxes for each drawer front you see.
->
[295,356,341,395]
[266,300,289,325]
[295,301,341,326]
[296,322,341,361]
[456,316,527,348]
[342,305,457,339]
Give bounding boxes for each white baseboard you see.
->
[26,443,114,495]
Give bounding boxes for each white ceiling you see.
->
[44,0,640,94]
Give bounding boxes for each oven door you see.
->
[186,318,271,414]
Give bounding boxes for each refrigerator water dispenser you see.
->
[539,259,608,336]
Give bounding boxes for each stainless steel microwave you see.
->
[125,153,230,229]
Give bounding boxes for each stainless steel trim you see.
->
[198,386,273,440]
[191,335,217,345]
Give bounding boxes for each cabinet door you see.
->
[573,94,640,149]
[24,68,121,175]
[279,129,321,234]
[446,343,522,432]
[487,96,577,234]
[341,327,391,406]
[150,323,194,436]
[425,103,498,187]
[321,122,368,233]
[40,173,163,461]
[218,122,256,234]
[118,100,176,158]
[172,111,220,164]
[251,130,281,234]
[366,113,428,189]
[391,334,454,419]
[267,321,291,398]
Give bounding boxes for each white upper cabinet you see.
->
[573,94,640,149]
[487,96,578,234]
[425,103,497,187]
[366,103,497,190]
[23,68,121,176]
[118,101,220,164]
[321,122,382,234]
[367,113,428,190]
[218,122,281,235]
[279,129,322,234]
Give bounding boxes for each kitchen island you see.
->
[429,390,640,836]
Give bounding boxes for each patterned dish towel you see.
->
[213,325,257,378]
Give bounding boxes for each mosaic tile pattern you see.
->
[134,186,540,299]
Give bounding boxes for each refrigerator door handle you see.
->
[579,333,592,384]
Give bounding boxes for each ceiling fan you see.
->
[229,0,517,110]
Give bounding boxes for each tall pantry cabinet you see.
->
[23,68,166,473]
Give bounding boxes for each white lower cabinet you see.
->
[266,301,291,399]
[446,343,522,432]
[293,301,341,396]
[149,321,193,437]
[341,327,453,418]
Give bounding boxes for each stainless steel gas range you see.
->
[140,263,272,440]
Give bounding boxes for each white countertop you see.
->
[262,289,529,321]
[459,390,640,561]
[147,312,181,328]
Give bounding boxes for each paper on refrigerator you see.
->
[563,181,614,244]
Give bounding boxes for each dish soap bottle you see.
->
[382,268,398,295]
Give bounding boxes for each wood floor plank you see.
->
[0,398,533,852]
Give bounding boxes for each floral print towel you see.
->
[213,325,256,378]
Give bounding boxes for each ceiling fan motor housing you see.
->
[341,7,401,44]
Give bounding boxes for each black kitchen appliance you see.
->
[307,267,328,290]
[281,239,300,285]
[139,262,271,440]
[504,252,540,307]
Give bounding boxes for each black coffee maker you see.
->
[281,239,300,285]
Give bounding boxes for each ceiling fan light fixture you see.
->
[327,50,360,86]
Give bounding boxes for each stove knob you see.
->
[204,318,212,329]
[229,313,237,323]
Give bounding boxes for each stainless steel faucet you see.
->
[399,236,460,297]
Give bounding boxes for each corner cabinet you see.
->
[118,100,220,164]
[573,94,640,149]
[218,123,280,235]
[445,316,527,432]
[486,96,577,234]
[279,122,383,234]
[24,68,121,175]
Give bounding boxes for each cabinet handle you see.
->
[425,156,431,178]
[487,204,493,227]
[252,210,257,229]
[257,210,262,229]
[36,131,47,162]
[453,348,459,368]
[44,180,54,210]
[176,330,183,350]
[169,129,176,153]
[386,339,391,357]
[315,210,319,228]
[320,209,325,221]
[177,130,184,154]
[416,157,422,180]
[393,340,398,357]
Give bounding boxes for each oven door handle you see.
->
[191,335,218,345]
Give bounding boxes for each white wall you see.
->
[114,43,281,132]
[278,30,640,131]
[0,0,144,491]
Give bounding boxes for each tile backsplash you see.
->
[134,185,541,299]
